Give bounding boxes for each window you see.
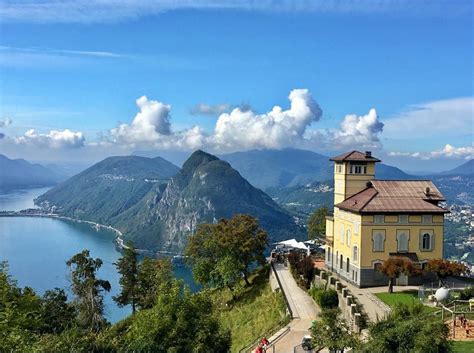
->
[422,215,433,224]
[336,164,342,173]
[352,245,359,262]
[346,229,351,246]
[339,254,343,270]
[420,261,428,270]
[350,164,366,174]
[336,251,339,266]
[399,215,408,224]
[373,262,382,271]
[372,230,385,252]
[396,230,409,252]
[326,247,330,261]
[346,257,350,272]
[340,225,345,244]
[374,215,384,224]
[421,231,433,251]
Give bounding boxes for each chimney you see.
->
[365,151,372,158]
[425,187,431,197]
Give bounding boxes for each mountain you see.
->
[36,156,180,225]
[0,154,64,192]
[221,148,415,190]
[220,149,332,189]
[438,159,474,176]
[37,151,302,252]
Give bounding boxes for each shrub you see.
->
[459,286,474,300]
[319,289,339,309]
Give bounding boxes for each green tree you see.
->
[66,250,111,332]
[307,207,328,239]
[113,280,231,353]
[136,257,173,310]
[0,262,44,352]
[113,244,139,313]
[378,257,421,293]
[311,308,360,353]
[186,214,268,293]
[364,303,451,353]
[41,288,76,334]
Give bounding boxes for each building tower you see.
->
[330,150,381,205]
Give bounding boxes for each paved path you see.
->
[267,263,320,353]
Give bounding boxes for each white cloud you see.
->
[190,103,231,116]
[0,1,468,24]
[110,96,172,145]
[209,89,322,150]
[383,97,474,139]
[430,144,474,159]
[0,118,12,127]
[15,129,85,149]
[104,89,390,153]
[332,108,384,148]
[389,144,474,160]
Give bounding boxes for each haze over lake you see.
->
[0,188,197,323]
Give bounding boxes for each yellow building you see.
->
[325,151,448,287]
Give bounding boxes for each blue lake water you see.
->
[0,188,197,323]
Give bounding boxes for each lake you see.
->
[0,188,197,323]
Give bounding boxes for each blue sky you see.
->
[0,1,472,172]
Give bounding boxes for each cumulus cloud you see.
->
[106,89,325,152]
[209,89,322,150]
[0,118,12,127]
[15,129,85,149]
[332,108,384,148]
[389,144,474,160]
[190,103,231,116]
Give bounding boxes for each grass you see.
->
[375,290,438,313]
[209,266,289,353]
[452,340,474,353]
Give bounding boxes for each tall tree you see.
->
[113,244,139,313]
[41,288,76,334]
[378,257,421,293]
[307,207,328,239]
[426,258,470,286]
[311,308,360,353]
[66,250,111,332]
[186,214,268,291]
[136,257,173,310]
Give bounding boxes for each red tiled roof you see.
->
[336,180,448,214]
[330,150,381,162]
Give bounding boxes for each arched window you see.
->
[346,257,350,272]
[339,254,343,270]
[397,231,409,252]
[372,231,385,252]
[421,232,431,250]
[353,245,359,262]
[346,229,351,246]
[326,247,331,262]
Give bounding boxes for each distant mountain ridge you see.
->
[37,151,302,252]
[221,148,416,190]
[0,154,64,192]
[437,159,473,176]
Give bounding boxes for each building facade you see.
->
[325,151,448,287]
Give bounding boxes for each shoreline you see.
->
[0,211,183,258]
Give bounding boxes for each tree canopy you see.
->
[378,257,421,293]
[186,214,268,294]
[426,258,470,286]
[307,207,328,239]
[113,244,139,313]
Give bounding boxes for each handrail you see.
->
[238,319,290,353]
[271,261,294,319]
